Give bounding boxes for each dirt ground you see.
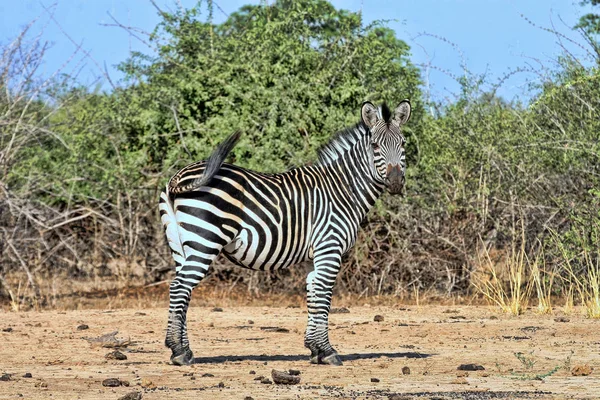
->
[1,304,599,399]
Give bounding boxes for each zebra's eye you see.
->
[371,143,380,152]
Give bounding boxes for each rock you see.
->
[134,312,146,316]
[374,315,384,322]
[572,364,593,376]
[260,377,272,384]
[370,377,380,382]
[0,373,11,381]
[22,373,32,378]
[119,392,142,400]
[202,373,214,377]
[2,327,13,332]
[253,376,265,381]
[249,370,256,375]
[554,317,570,323]
[217,382,225,388]
[77,324,89,331]
[140,378,155,389]
[211,307,223,312]
[402,366,411,375]
[457,364,485,371]
[105,350,127,360]
[248,320,254,325]
[271,370,300,385]
[244,397,254,400]
[288,369,301,376]
[102,378,122,387]
[330,307,350,314]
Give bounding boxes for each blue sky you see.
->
[0,1,595,102]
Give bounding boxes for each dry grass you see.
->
[557,246,600,319]
[472,238,531,315]
[530,250,554,314]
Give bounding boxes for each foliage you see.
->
[576,0,600,37]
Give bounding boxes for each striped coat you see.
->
[160,100,411,366]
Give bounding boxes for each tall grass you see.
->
[555,240,600,319]
[472,235,531,315]
[530,249,554,314]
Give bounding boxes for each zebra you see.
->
[159,100,411,366]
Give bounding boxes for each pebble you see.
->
[402,366,411,375]
[105,350,127,360]
[457,364,485,371]
[572,364,593,376]
[77,324,89,331]
[118,392,142,400]
[374,315,384,322]
[102,378,122,387]
[140,378,155,389]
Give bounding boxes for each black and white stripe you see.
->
[160,100,411,366]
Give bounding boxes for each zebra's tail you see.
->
[168,131,242,194]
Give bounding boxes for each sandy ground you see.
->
[0,305,599,399]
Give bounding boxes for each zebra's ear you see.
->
[361,101,379,128]
[393,100,411,126]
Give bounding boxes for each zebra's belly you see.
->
[222,227,311,270]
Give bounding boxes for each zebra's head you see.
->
[361,100,411,195]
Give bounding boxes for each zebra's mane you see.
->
[316,122,370,165]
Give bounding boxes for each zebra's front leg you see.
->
[304,248,343,366]
[166,261,211,366]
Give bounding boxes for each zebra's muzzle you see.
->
[386,164,405,195]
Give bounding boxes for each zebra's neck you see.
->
[331,136,386,218]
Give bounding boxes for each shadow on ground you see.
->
[193,351,432,364]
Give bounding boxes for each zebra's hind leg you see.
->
[166,254,216,366]
[304,248,343,366]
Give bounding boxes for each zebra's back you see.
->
[161,161,325,271]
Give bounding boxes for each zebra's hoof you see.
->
[309,349,343,366]
[320,352,343,366]
[171,348,194,365]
